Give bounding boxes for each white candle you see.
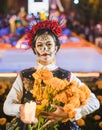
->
[24,101,38,123]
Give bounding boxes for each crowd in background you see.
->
[67,11,102,48]
[0,3,102,49]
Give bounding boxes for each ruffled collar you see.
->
[35,61,58,71]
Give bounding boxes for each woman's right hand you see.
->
[20,101,38,124]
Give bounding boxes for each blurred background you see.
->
[0,0,102,130]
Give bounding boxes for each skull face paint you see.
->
[34,34,57,63]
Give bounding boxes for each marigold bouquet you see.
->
[29,69,90,130]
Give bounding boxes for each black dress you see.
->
[6,67,81,130]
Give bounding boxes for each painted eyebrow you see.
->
[36,42,43,44]
[36,41,43,45]
[36,41,52,44]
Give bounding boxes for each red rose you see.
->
[27,20,62,47]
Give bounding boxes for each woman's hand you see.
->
[40,104,68,127]
[20,102,38,124]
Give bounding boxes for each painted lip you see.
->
[42,53,50,56]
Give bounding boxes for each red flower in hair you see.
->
[27,20,62,47]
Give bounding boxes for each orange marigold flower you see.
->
[76,118,86,126]
[0,82,7,95]
[65,82,79,97]
[79,84,90,99]
[0,88,5,95]
[99,121,102,128]
[68,97,80,108]
[96,81,102,89]
[97,95,102,105]
[32,69,53,81]
[93,115,101,120]
[0,82,7,90]
[63,104,76,119]
[47,77,68,91]
[0,118,7,125]
[78,90,87,105]
[53,92,68,104]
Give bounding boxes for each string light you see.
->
[73,0,79,4]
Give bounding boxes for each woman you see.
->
[3,20,100,130]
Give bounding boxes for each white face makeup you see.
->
[34,33,57,63]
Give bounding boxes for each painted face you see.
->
[34,34,57,62]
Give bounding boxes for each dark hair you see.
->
[31,29,60,54]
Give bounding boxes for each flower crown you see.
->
[27,20,62,47]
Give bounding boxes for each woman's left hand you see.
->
[40,104,68,127]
